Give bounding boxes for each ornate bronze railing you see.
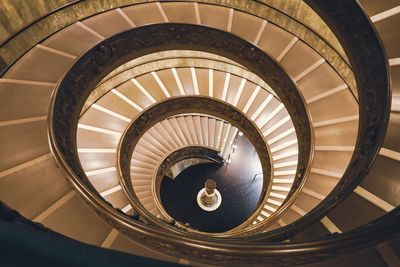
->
[0,0,353,94]
[81,55,312,234]
[117,96,274,233]
[82,54,276,114]
[0,201,177,266]
[155,146,223,181]
[46,0,395,263]
[245,0,393,242]
[152,145,223,224]
[49,21,311,234]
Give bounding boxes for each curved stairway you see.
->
[77,57,357,232]
[77,60,304,229]
[130,114,238,218]
[0,1,399,266]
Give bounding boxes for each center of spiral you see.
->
[197,179,222,211]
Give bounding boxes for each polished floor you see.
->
[160,134,263,232]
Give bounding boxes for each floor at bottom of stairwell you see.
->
[161,135,263,232]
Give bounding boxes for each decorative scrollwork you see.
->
[155,146,223,185]
[153,145,223,222]
[44,14,394,265]
[117,96,274,231]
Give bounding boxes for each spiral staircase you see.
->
[0,1,399,266]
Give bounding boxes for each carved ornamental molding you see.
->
[51,22,400,266]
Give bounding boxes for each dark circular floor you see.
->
[160,135,263,232]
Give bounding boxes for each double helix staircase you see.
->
[0,0,399,266]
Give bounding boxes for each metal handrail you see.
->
[46,1,394,263]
